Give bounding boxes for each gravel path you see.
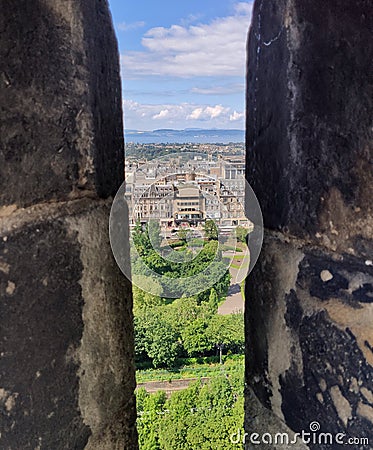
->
[218,250,247,315]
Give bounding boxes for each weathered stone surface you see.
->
[0,1,137,448]
[245,0,373,448]
[0,211,90,449]
[246,235,373,449]
[0,0,124,207]
[281,309,373,443]
[0,201,137,449]
[246,0,372,255]
[244,386,309,450]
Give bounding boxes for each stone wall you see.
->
[245,0,372,449]
[0,1,138,449]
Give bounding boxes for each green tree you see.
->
[148,220,162,251]
[212,269,231,299]
[134,317,147,362]
[206,314,244,364]
[137,390,166,450]
[134,306,181,367]
[177,228,189,242]
[132,220,162,257]
[146,315,180,368]
[208,287,219,312]
[181,318,211,356]
[167,296,200,330]
[158,382,200,450]
[235,226,247,243]
[136,387,149,414]
[132,221,152,257]
[132,276,163,313]
[204,219,218,240]
[154,374,244,450]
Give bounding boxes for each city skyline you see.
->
[108,1,253,131]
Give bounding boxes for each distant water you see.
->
[125,128,245,144]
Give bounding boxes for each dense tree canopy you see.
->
[131,222,243,368]
[137,372,244,450]
[131,224,230,299]
[134,300,244,367]
[132,221,245,449]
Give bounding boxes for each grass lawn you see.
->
[136,354,244,383]
[232,254,245,260]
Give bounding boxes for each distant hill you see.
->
[125,128,244,144]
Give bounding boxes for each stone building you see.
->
[173,185,206,225]
[125,155,248,228]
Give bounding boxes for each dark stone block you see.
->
[245,234,373,447]
[246,0,290,231]
[0,0,124,207]
[0,219,90,448]
[352,236,373,261]
[245,241,274,409]
[246,0,372,237]
[0,1,136,448]
[245,0,373,445]
[281,311,373,450]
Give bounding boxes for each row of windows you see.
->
[178,208,200,212]
[136,205,171,211]
[177,201,200,206]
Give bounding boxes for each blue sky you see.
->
[108,0,253,130]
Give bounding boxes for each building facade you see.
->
[125,154,249,229]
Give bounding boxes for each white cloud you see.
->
[118,21,145,32]
[234,2,252,14]
[152,109,170,119]
[123,99,244,130]
[205,105,227,118]
[188,107,203,120]
[187,105,229,120]
[120,2,253,78]
[180,13,204,27]
[230,111,245,121]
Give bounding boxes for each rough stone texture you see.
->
[0,201,137,449]
[245,0,373,449]
[0,1,138,449]
[246,0,372,246]
[0,210,90,449]
[0,0,124,208]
